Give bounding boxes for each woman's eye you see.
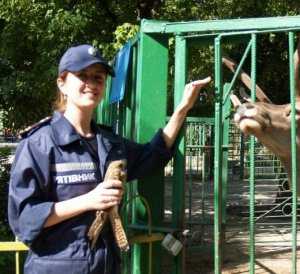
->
[93,75,105,83]
[75,72,105,84]
[95,76,104,82]
[78,73,87,81]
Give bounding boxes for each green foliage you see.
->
[113,23,139,51]
[0,147,14,272]
[0,0,300,127]
[0,147,12,238]
[0,0,138,131]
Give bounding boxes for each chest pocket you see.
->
[51,162,99,201]
[29,258,89,274]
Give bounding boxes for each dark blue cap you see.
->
[58,44,115,76]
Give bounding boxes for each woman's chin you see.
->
[81,97,102,108]
[71,101,100,111]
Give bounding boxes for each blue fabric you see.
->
[59,44,115,76]
[8,111,173,274]
[109,42,131,103]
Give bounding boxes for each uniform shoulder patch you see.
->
[18,116,52,139]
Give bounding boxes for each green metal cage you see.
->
[97,16,300,274]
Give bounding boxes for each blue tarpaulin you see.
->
[109,41,132,104]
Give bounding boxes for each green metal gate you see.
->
[98,16,300,274]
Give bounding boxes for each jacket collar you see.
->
[50,111,122,146]
[50,111,82,146]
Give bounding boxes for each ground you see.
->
[160,168,300,274]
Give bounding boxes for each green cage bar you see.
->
[214,35,223,274]
[172,33,188,274]
[141,16,300,34]
[222,83,231,226]
[249,33,257,274]
[288,31,297,274]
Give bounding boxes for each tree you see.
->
[0,0,300,130]
[0,0,138,131]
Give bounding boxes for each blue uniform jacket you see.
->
[8,111,173,274]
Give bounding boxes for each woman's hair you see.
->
[53,71,68,112]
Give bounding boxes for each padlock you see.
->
[161,233,183,256]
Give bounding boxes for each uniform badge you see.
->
[88,46,97,56]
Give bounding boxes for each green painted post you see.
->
[188,136,193,229]
[214,36,223,274]
[128,43,139,246]
[172,33,187,274]
[240,134,245,180]
[249,33,257,274]
[133,31,169,274]
[288,31,297,274]
[222,83,231,225]
[125,44,138,140]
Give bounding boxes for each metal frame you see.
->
[99,16,300,274]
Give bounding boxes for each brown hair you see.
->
[53,71,68,112]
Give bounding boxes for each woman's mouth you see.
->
[82,90,98,96]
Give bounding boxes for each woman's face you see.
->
[58,63,107,111]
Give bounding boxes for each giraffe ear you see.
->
[223,55,272,104]
[230,94,242,109]
[239,87,251,102]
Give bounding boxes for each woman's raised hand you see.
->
[179,77,211,112]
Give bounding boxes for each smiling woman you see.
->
[54,45,112,123]
[7,44,211,274]
[57,64,107,114]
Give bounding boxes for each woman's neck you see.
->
[63,106,94,138]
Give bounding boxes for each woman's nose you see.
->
[85,78,98,89]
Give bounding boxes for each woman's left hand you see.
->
[178,76,211,112]
[162,76,211,148]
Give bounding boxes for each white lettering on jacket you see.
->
[51,162,97,173]
[55,172,96,184]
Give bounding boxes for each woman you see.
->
[8,44,211,274]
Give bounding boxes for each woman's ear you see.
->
[57,77,66,93]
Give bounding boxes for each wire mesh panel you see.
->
[164,118,214,232]
[164,116,300,273]
[224,121,300,274]
[185,118,214,247]
[96,17,300,274]
[163,117,215,272]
